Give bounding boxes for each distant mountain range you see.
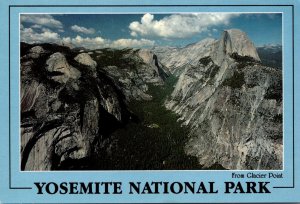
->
[256,44,282,69]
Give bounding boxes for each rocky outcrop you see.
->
[99,48,169,101]
[21,45,46,59]
[21,43,130,170]
[102,65,152,101]
[74,53,97,71]
[212,29,260,65]
[165,29,282,170]
[138,49,170,81]
[152,38,217,75]
[225,29,260,61]
[46,52,81,83]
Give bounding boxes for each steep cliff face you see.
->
[224,29,260,61]
[152,38,217,75]
[94,48,169,101]
[138,49,170,80]
[153,29,260,75]
[211,29,260,65]
[21,44,131,170]
[165,29,282,170]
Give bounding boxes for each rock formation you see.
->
[152,38,217,75]
[20,44,131,170]
[74,53,97,72]
[46,52,81,83]
[165,29,282,170]
[99,48,169,101]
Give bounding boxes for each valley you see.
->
[20,29,282,171]
[83,76,203,170]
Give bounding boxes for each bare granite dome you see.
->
[74,53,97,71]
[215,29,261,62]
[26,46,45,59]
[46,52,80,83]
[30,46,45,54]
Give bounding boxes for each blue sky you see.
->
[20,13,282,49]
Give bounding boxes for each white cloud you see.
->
[111,38,155,48]
[130,31,137,37]
[71,25,95,34]
[21,27,60,43]
[129,13,238,38]
[21,26,155,49]
[64,35,106,49]
[41,27,53,32]
[31,24,42,29]
[21,14,63,29]
[64,36,154,49]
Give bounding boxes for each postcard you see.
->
[0,0,299,203]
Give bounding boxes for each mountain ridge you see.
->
[164,29,282,170]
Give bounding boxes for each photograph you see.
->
[20,13,283,171]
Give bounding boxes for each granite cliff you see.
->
[20,44,167,170]
[165,29,282,170]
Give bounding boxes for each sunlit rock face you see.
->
[211,29,261,65]
[74,53,97,71]
[152,38,217,75]
[165,29,282,170]
[28,46,45,58]
[46,52,81,84]
[225,29,261,61]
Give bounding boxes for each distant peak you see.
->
[225,28,246,34]
[257,44,282,49]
